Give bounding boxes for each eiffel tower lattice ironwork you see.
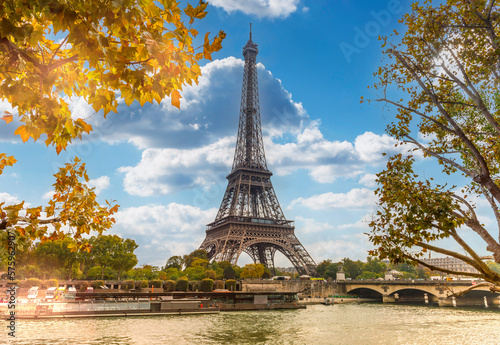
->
[199,27,317,276]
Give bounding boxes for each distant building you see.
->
[419,256,479,278]
[276,267,298,275]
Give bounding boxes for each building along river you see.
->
[3,303,500,344]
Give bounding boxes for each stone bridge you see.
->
[339,280,500,306]
[238,279,500,307]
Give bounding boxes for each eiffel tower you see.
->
[199,27,317,276]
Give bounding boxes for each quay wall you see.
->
[241,279,340,298]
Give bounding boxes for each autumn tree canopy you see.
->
[0,0,225,248]
[367,0,500,292]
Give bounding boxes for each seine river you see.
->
[3,304,500,344]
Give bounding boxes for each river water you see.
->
[3,303,500,344]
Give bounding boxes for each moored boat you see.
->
[1,298,219,319]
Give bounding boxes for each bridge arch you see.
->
[346,287,383,299]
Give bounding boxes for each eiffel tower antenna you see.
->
[199,26,317,276]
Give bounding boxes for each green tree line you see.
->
[2,234,138,280]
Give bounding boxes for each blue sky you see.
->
[4,0,484,268]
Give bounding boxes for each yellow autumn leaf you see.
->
[203,32,212,60]
[171,89,181,109]
[2,113,13,124]
[14,126,30,142]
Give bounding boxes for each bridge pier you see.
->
[382,295,396,303]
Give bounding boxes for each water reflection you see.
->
[3,304,500,345]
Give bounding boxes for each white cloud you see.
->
[0,192,20,205]
[267,128,405,184]
[295,216,335,234]
[112,203,217,265]
[354,131,399,162]
[87,176,110,195]
[307,238,370,263]
[115,203,215,236]
[118,137,233,196]
[66,95,95,120]
[42,191,55,200]
[359,173,378,188]
[417,131,438,143]
[290,188,377,210]
[210,0,300,18]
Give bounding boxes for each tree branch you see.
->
[486,0,496,20]
[474,1,500,78]
[448,282,500,298]
[376,98,457,135]
[404,135,475,177]
[16,216,61,225]
[48,35,69,66]
[479,185,500,243]
[404,254,484,278]
[390,48,500,204]
[415,241,482,270]
[442,43,500,134]
[448,228,500,276]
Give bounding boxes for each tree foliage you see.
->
[183,249,208,268]
[367,0,500,291]
[1,158,118,249]
[223,265,236,279]
[12,234,138,280]
[164,255,183,270]
[240,263,267,279]
[0,0,224,248]
[34,237,79,279]
[86,234,138,280]
[316,258,390,280]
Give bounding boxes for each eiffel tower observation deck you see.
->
[199,26,317,276]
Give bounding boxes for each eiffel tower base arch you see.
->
[200,221,317,276]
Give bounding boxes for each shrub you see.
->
[21,278,42,288]
[214,280,224,290]
[42,279,59,288]
[164,280,176,292]
[149,280,162,288]
[91,280,105,289]
[175,278,189,291]
[139,280,148,289]
[225,279,236,291]
[121,280,134,291]
[200,278,214,292]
